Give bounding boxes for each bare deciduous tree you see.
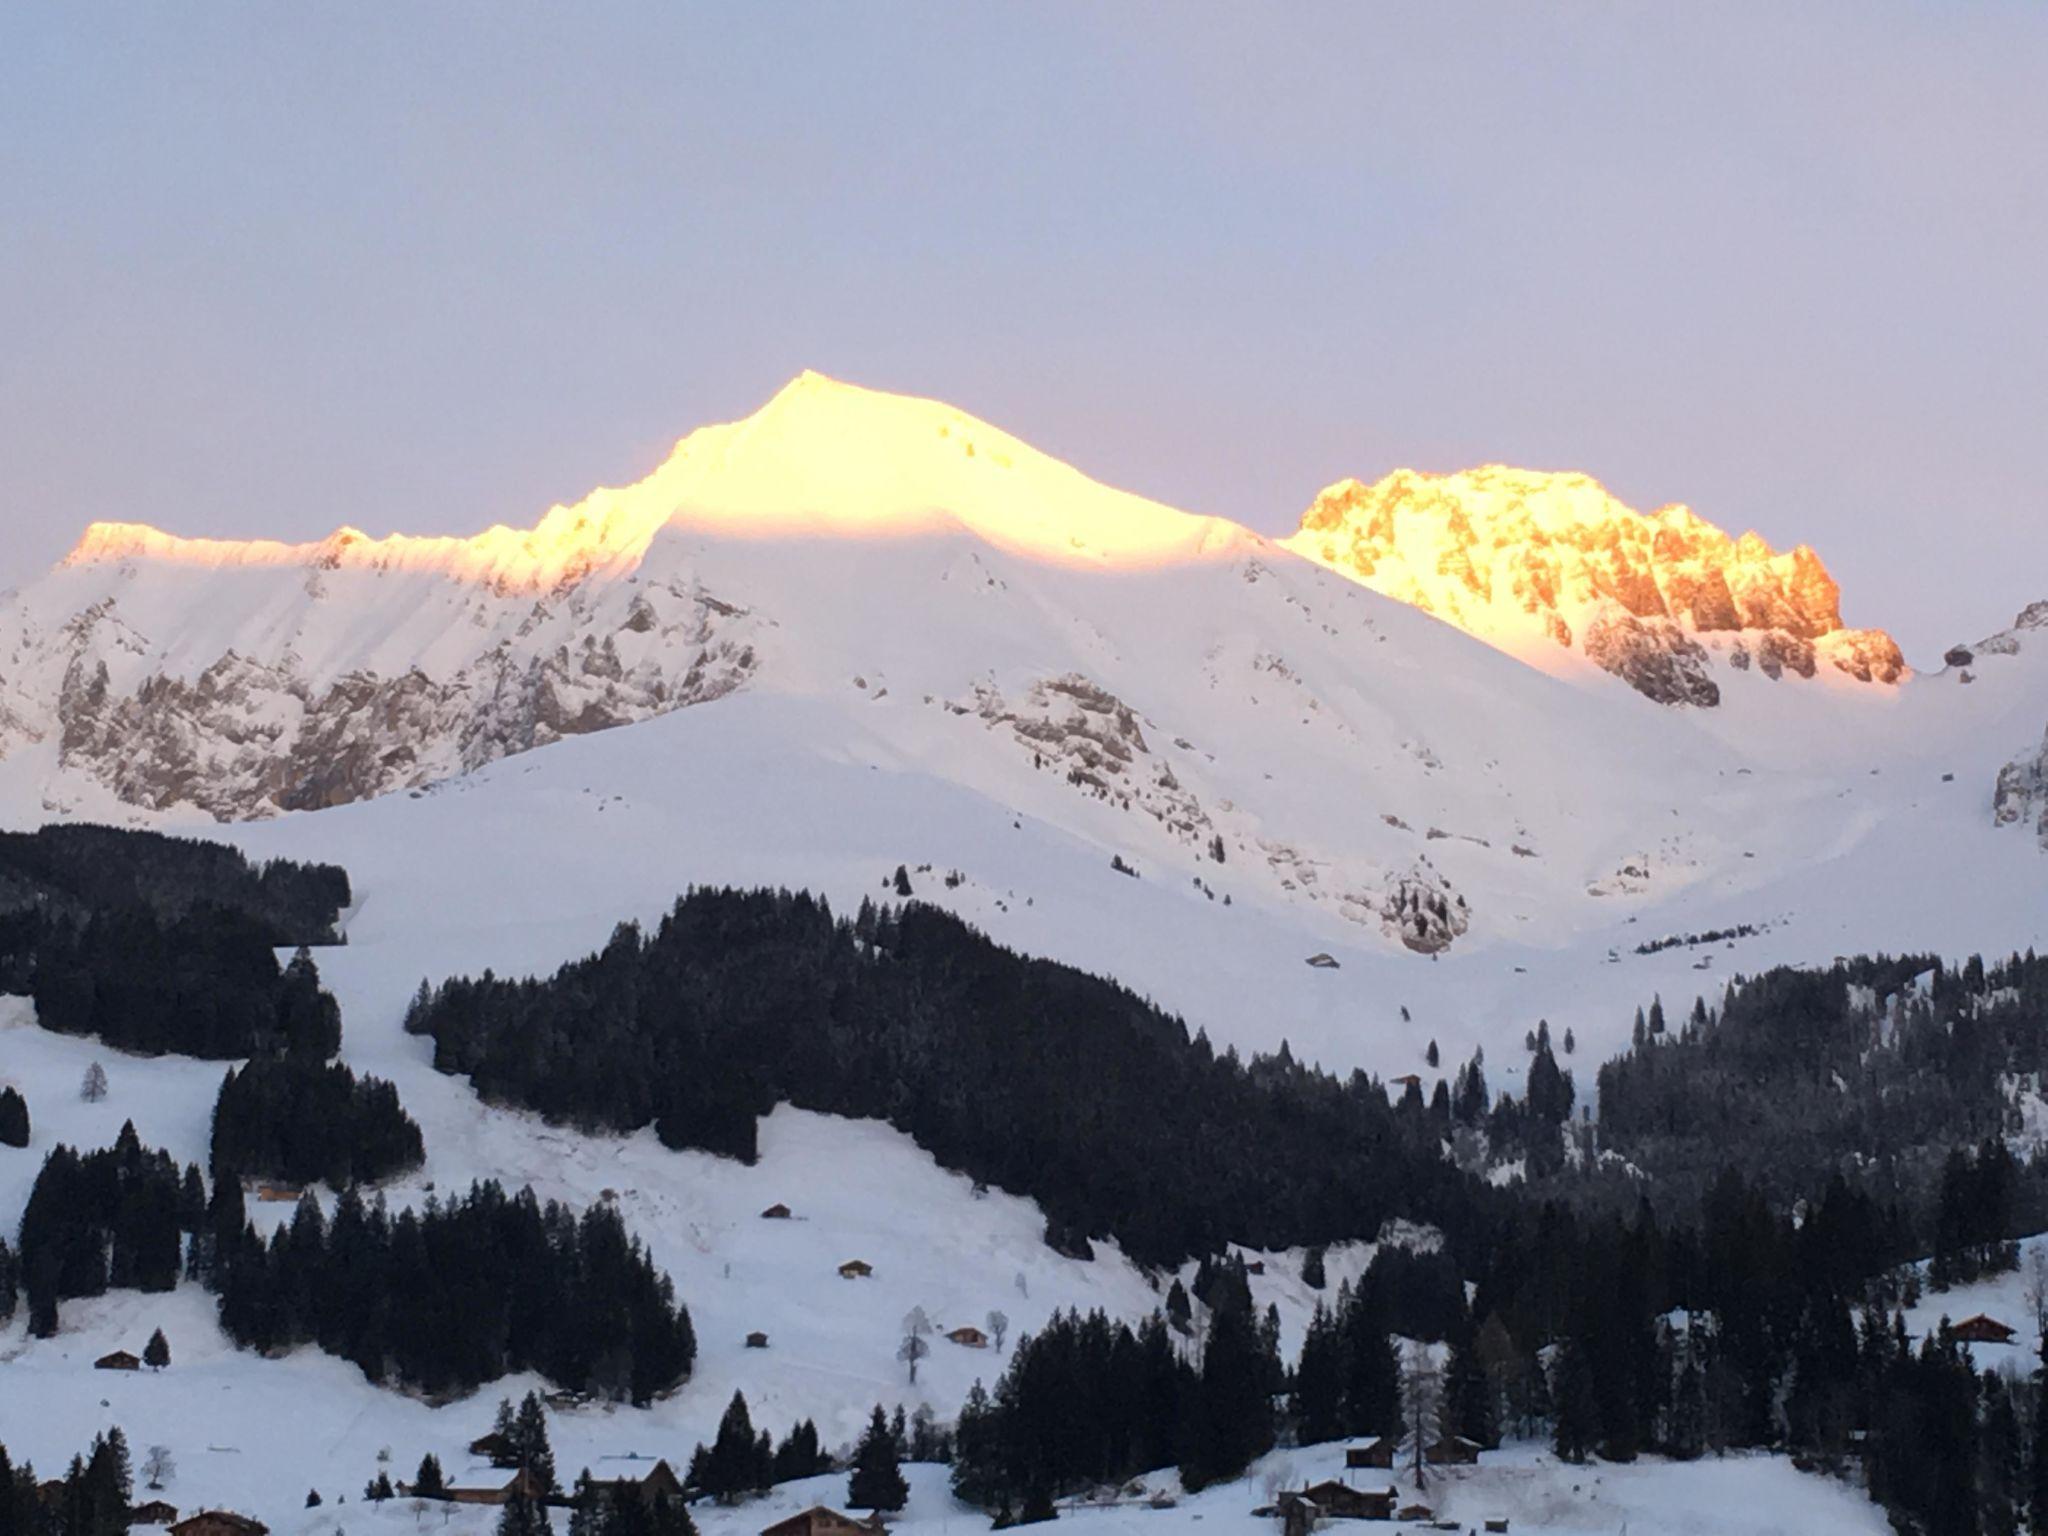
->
[81,1061,108,1103]
[987,1309,1010,1351]
[143,1446,175,1489]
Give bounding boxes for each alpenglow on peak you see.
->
[1279,464,1905,707]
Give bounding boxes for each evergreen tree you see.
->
[143,1329,169,1371]
[415,1455,445,1499]
[1301,1245,1326,1291]
[847,1408,907,1512]
[1291,1303,1345,1446]
[497,1493,553,1536]
[700,1392,771,1503]
[513,1393,558,1494]
[1552,1338,1599,1465]
[0,1087,27,1148]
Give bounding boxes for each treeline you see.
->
[405,888,1505,1268]
[0,823,349,942]
[0,1427,135,1536]
[0,823,350,1059]
[1594,952,2048,1234]
[14,1131,695,1402]
[211,1055,424,1188]
[946,1172,2033,1536]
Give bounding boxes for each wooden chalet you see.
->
[253,1183,301,1204]
[1427,1434,1483,1465]
[469,1431,517,1465]
[761,1203,793,1220]
[131,1502,179,1526]
[1951,1314,2019,1345]
[446,1469,550,1506]
[95,1350,142,1371]
[1394,1506,1432,1524]
[1343,1438,1393,1470]
[945,1325,988,1348]
[1485,1521,1511,1534]
[1284,1482,1396,1521]
[759,1507,886,1536]
[169,1515,268,1536]
[838,1259,874,1279]
[746,1331,770,1349]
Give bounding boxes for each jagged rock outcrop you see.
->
[1281,466,1905,705]
[1995,728,2048,850]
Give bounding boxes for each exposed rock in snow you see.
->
[1995,726,2048,849]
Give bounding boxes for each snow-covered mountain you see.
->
[5,373,2048,1536]
[1280,466,1906,706]
[2,371,2045,972]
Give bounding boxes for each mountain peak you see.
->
[1282,464,1905,705]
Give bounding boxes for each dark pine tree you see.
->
[847,1408,908,1512]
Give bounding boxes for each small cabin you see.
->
[1427,1434,1483,1465]
[132,1502,180,1526]
[1343,1438,1393,1470]
[1243,1260,1265,1276]
[1305,953,1341,970]
[170,1514,269,1536]
[761,1203,793,1220]
[253,1183,301,1204]
[95,1350,142,1372]
[446,1469,549,1507]
[838,1259,874,1279]
[1289,1482,1395,1521]
[1952,1314,2018,1345]
[1388,1073,1423,1090]
[469,1431,517,1465]
[1485,1521,1511,1535]
[1394,1506,1432,1524]
[746,1331,770,1349]
[759,1507,886,1536]
[946,1325,989,1348]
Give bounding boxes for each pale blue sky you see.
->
[3,5,2043,658]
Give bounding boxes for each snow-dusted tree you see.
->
[81,1062,108,1103]
[142,1446,174,1490]
[986,1309,1009,1351]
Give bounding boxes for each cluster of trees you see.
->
[210,1055,424,1188]
[405,888,1496,1268]
[0,1428,134,1536]
[0,824,348,942]
[952,1258,1286,1512]
[684,1392,831,1504]
[13,1126,695,1400]
[27,924,342,1060]
[0,824,350,1060]
[206,1178,697,1402]
[0,1085,26,1147]
[16,1126,203,1333]
[1594,952,2048,1240]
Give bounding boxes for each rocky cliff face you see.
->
[2,554,760,820]
[1281,467,1905,706]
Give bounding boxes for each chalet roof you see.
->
[170,1513,269,1536]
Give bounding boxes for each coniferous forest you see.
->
[210,1054,425,1188]
[0,824,352,1058]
